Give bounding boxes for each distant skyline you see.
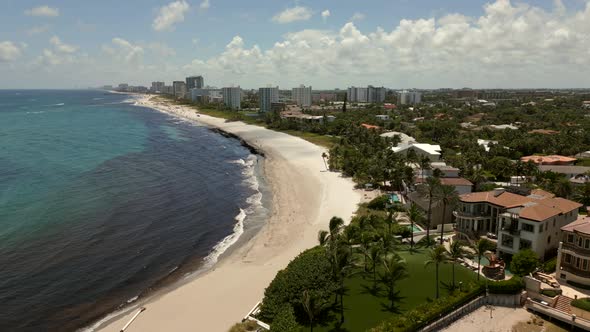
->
[0,0,589,89]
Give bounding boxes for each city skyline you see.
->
[1,0,590,89]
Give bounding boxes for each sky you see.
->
[0,0,589,89]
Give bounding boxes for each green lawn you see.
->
[314,248,478,332]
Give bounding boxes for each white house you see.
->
[392,143,442,162]
[455,188,582,259]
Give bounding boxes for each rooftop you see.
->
[561,216,590,235]
[460,189,581,222]
[538,165,590,174]
[521,155,577,164]
[361,123,381,130]
[416,177,473,186]
[392,143,441,156]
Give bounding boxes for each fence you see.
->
[419,292,524,332]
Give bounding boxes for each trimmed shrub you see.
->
[270,306,300,332]
[259,247,336,323]
[571,298,590,312]
[567,280,590,290]
[369,283,484,332]
[228,320,258,332]
[486,276,524,294]
[510,249,540,276]
[540,289,560,298]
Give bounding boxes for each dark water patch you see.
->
[0,91,264,331]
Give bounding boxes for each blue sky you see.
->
[0,0,589,89]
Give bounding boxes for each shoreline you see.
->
[93,95,362,332]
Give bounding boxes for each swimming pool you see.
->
[478,257,512,276]
[390,194,400,202]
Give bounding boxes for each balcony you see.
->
[501,227,520,236]
[453,210,489,219]
[562,242,590,256]
[561,262,590,278]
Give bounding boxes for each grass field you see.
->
[314,248,478,332]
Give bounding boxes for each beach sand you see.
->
[94,96,362,332]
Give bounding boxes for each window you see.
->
[565,253,572,264]
[502,234,514,249]
[553,219,556,227]
[520,239,532,250]
[547,236,551,244]
[586,239,590,249]
[561,273,566,279]
[567,234,574,243]
[579,237,584,247]
[584,259,588,270]
[522,223,534,233]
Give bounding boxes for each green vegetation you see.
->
[510,249,540,276]
[486,276,524,294]
[543,257,557,273]
[228,320,259,332]
[567,280,590,290]
[541,289,561,298]
[571,298,590,312]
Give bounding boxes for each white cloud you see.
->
[153,0,190,31]
[105,38,144,66]
[0,41,22,62]
[351,12,366,21]
[49,36,78,53]
[148,42,176,57]
[321,10,330,22]
[25,6,59,17]
[272,6,313,24]
[200,0,210,10]
[26,25,51,36]
[181,0,590,88]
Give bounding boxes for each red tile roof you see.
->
[361,123,381,130]
[520,155,576,165]
[561,216,590,235]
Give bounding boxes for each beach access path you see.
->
[95,96,362,332]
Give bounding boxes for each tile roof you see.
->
[561,216,590,235]
[538,165,590,175]
[459,190,582,222]
[415,177,473,186]
[521,155,577,164]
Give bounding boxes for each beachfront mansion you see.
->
[454,188,582,260]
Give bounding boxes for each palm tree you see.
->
[419,156,431,181]
[302,290,318,332]
[380,253,409,310]
[340,225,358,256]
[425,245,448,299]
[474,238,494,281]
[468,166,487,192]
[573,182,590,207]
[330,245,351,324]
[318,230,329,246]
[406,203,423,251]
[321,152,329,171]
[418,177,441,245]
[368,245,382,291]
[447,241,467,289]
[433,184,459,245]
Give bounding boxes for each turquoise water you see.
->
[389,193,400,202]
[479,257,513,276]
[0,90,265,331]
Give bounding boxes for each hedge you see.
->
[485,276,524,294]
[540,289,560,298]
[571,298,590,312]
[567,280,590,290]
[369,284,484,332]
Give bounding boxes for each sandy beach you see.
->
[94,95,362,332]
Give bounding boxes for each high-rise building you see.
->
[292,85,312,107]
[222,87,241,110]
[173,81,187,98]
[118,83,129,92]
[397,90,422,105]
[347,86,368,102]
[186,76,204,90]
[259,86,279,112]
[367,86,386,103]
[151,81,165,93]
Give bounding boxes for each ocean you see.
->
[0,90,267,331]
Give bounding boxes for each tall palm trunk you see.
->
[410,219,414,250]
[426,197,432,243]
[452,262,456,289]
[340,279,345,324]
[435,263,439,299]
[440,203,447,245]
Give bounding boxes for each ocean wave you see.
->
[26,111,46,114]
[49,103,65,107]
[77,305,139,332]
[126,296,139,304]
[92,98,104,101]
[199,208,246,270]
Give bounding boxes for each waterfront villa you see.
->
[455,188,582,259]
[556,216,590,287]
